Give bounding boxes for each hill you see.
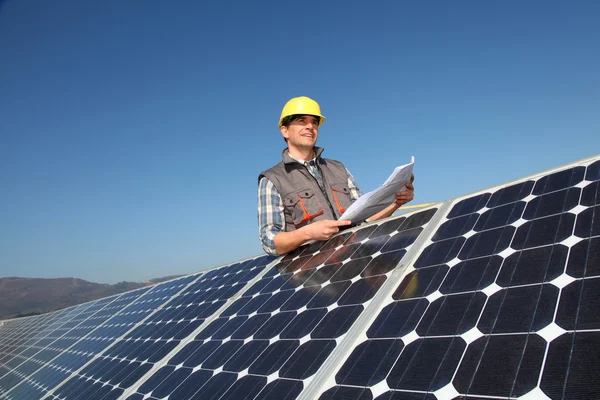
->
[0,275,181,320]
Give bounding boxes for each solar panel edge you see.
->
[445,153,600,206]
[298,203,449,400]
[116,254,282,400]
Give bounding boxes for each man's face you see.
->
[281,115,319,150]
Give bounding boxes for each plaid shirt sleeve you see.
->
[346,168,363,201]
[257,177,284,255]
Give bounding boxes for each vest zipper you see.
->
[304,163,338,220]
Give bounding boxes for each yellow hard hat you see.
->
[278,96,326,129]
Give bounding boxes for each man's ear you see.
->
[280,126,289,140]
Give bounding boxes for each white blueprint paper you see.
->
[340,156,415,223]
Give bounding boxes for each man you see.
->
[258,96,414,255]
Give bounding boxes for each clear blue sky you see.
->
[1,0,598,283]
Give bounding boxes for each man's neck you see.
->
[287,146,314,161]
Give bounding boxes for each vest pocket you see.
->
[285,190,324,226]
[330,183,353,213]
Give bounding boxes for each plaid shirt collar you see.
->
[281,146,324,166]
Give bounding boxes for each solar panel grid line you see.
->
[0,287,155,399]
[32,277,204,400]
[116,254,280,400]
[312,155,600,400]
[296,203,449,400]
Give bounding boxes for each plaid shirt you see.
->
[258,155,363,255]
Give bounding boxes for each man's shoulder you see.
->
[258,161,285,184]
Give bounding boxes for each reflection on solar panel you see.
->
[0,154,598,400]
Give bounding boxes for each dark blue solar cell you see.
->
[202,340,244,369]
[478,284,558,334]
[331,258,371,282]
[431,214,479,242]
[387,337,465,391]
[324,243,362,265]
[381,228,422,252]
[219,297,252,318]
[280,340,337,379]
[320,231,353,251]
[183,341,221,368]
[223,340,270,372]
[344,224,379,245]
[278,287,318,312]
[556,278,600,330]
[474,201,525,231]
[219,375,267,400]
[523,187,580,220]
[136,365,174,394]
[367,299,427,339]
[458,226,515,259]
[307,281,351,309]
[414,237,466,268]
[194,318,228,340]
[362,250,407,277]
[586,160,600,180]
[487,181,535,208]
[351,236,389,259]
[533,166,585,195]
[243,276,273,296]
[440,256,500,293]
[512,213,575,250]
[455,334,545,397]
[336,339,404,386]
[151,367,193,398]
[256,378,304,400]
[280,309,327,339]
[257,290,295,313]
[394,266,448,300]
[417,292,486,336]
[319,385,373,400]
[248,340,299,375]
[574,205,600,238]
[231,314,270,339]
[400,208,437,230]
[169,369,212,398]
[338,276,386,306]
[260,274,295,294]
[237,294,271,315]
[566,236,600,278]
[370,217,407,238]
[541,331,600,399]
[311,305,363,339]
[497,245,567,286]
[447,193,491,219]
[212,316,249,339]
[253,311,297,339]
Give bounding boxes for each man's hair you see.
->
[280,114,321,128]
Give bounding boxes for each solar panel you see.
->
[311,157,600,400]
[0,154,598,400]
[0,287,153,399]
[41,255,275,400]
[121,208,438,400]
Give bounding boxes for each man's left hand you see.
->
[394,174,415,207]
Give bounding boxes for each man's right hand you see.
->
[302,219,352,241]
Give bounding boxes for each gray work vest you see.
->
[259,147,354,232]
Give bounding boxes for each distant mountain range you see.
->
[0,275,182,320]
